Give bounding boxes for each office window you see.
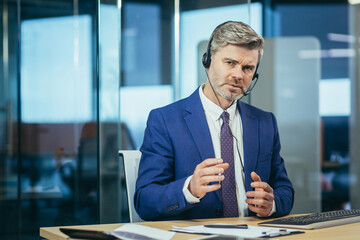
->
[21,15,92,123]
[122,3,161,86]
[120,0,174,149]
[320,78,350,117]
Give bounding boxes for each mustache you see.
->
[221,80,247,93]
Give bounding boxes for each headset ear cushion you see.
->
[202,52,209,68]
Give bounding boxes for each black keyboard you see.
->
[259,209,360,229]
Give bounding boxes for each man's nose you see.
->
[231,65,245,80]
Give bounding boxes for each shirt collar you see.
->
[199,84,237,122]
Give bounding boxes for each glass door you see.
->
[0,1,20,239]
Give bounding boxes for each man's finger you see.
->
[247,204,271,217]
[246,191,274,202]
[250,182,273,193]
[200,165,224,176]
[199,163,229,176]
[246,198,271,207]
[201,184,222,193]
[199,175,225,185]
[205,158,223,166]
[251,171,261,182]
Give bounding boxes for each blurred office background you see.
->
[1,0,360,239]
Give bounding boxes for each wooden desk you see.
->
[40,216,360,240]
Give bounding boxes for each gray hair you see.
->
[209,21,264,61]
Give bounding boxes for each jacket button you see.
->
[215,209,222,216]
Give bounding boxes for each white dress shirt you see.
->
[183,85,248,217]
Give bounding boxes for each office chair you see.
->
[119,150,143,223]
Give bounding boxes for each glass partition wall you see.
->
[0,0,122,239]
[263,0,353,213]
[20,1,101,237]
[1,0,360,239]
[350,2,360,211]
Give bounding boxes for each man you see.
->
[134,21,294,221]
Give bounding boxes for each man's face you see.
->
[206,44,259,103]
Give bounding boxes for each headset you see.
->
[202,36,260,96]
[201,36,214,68]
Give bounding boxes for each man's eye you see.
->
[226,61,233,65]
[244,66,253,72]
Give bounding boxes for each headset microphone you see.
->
[243,71,259,96]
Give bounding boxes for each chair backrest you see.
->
[119,150,143,223]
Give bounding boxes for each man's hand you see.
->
[245,171,274,217]
[189,158,229,199]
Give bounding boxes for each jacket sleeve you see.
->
[268,113,294,217]
[134,109,197,221]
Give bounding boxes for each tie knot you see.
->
[221,111,230,124]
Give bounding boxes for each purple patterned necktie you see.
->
[220,111,239,217]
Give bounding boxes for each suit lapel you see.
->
[184,89,222,201]
[184,89,215,162]
[238,101,259,192]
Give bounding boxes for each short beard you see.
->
[213,83,244,102]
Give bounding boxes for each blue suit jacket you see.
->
[134,88,294,221]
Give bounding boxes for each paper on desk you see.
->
[172,224,301,238]
[111,223,175,240]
